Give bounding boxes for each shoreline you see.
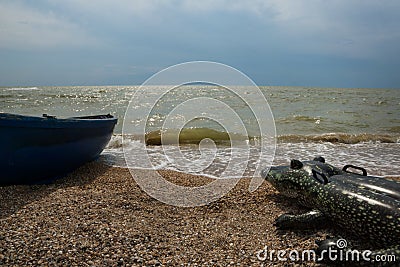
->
[0,162,398,266]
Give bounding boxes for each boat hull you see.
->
[0,113,117,184]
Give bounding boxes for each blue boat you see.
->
[0,113,117,184]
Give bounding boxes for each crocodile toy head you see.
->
[262,157,342,204]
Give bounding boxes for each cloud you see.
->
[3,0,399,59]
[0,1,95,49]
[1,0,399,86]
[265,0,400,58]
[43,0,400,59]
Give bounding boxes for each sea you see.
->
[1,85,399,178]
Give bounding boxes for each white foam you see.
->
[102,134,400,178]
[6,87,40,91]
[274,142,400,177]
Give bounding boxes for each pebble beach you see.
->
[1,162,399,266]
[0,162,332,266]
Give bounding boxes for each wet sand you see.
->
[1,162,398,266]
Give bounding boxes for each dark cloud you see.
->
[1,0,399,87]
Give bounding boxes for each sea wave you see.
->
[278,133,399,144]
[107,131,400,148]
[103,133,400,177]
[105,129,251,149]
[106,134,124,149]
[0,94,13,99]
[145,128,253,145]
[5,87,40,91]
[387,126,400,133]
[277,114,320,123]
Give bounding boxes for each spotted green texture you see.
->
[262,158,400,264]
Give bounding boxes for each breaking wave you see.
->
[278,133,399,144]
[106,131,399,149]
[145,128,255,145]
[103,132,400,177]
[5,87,40,91]
[277,115,320,123]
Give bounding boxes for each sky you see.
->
[0,0,400,88]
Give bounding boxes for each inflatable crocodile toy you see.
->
[262,157,400,265]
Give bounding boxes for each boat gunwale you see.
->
[0,113,117,129]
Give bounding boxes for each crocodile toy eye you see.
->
[290,159,303,169]
[313,156,325,163]
[312,169,329,185]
